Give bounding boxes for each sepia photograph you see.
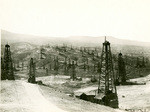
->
[0,0,150,112]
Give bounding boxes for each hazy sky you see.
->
[0,0,150,42]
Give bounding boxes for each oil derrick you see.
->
[93,64,96,72]
[17,62,19,68]
[95,47,97,52]
[142,57,146,67]
[62,44,67,52]
[71,61,76,81]
[146,58,149,64]
[96,52,99,58]
[80,47,83,52]
[13,63,16,71]
[83,62,86,71]
[1,58,5,79]
[28,58,36,83]
[46,68,48,75]
[49,64,51,70]
[97,38,118,108]
[70,45,73,50]
[84,47,86,52]
[66,58,72,74]
[2,44,15,80]
[97,62,101,73]
[64,57,68,75]
[68,58,71,68]
[49,56,52,70]
[136,57,140,68]
[75,60,78,66]
[54,56,59,74]
[92,50,95,60]
[87,48,90,54]
[40,47,45,59]
[86,58,89,71]
[81,51,84,57]
[91,64,97,82]
[117,53,126,84]
[22,62,24,70]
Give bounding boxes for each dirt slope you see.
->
[0,80,123,112]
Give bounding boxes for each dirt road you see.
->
[0,80,66,112]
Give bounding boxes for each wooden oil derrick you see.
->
[75,60,78,66]
[142,57,146,67]
[62,44,67,52]
[91,64,97,82]
[2,44,15,80]
[97,38,118,108]
[96,52,99,58]
[66,58,72,75]
[87,48,90,55]
[17,61,20,68]
[136,57,140,68]
[28,58,36,83]
[40,47,45,59]
[49,64,51,70]
[93,64,96,72]
[81,51,84,57]
[71,61,76,81]
[64,57,68,75]
[71,45,73,50]
[1,57,5,80]
[22,62,24,70]
[97,62,101,73]
[92,50,95,60]
[46,68,48,75]
[80,47,83,52]
[83,62,86,71]
[68,58,71,68]
[84,47,86,52]
[49,57,52,70]
[145,58,149,64]
[95,47,97,52]
[13,62,16,71]
[54,56,59,74]
[86,58,89,71]
[118,53,126,84]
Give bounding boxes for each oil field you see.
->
[1,30,150,112]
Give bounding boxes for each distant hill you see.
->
[1,30,150,47]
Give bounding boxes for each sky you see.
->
[0,0,150,42]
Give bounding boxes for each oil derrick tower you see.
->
[118,53,126,84]
[97,37,118,108]
[1,58,5,79]
[83,62,86,71]
[2,44,15,80]
[86,58,89,71]
[142,57,146,67]
[64,57,68,75]
[40,47,45,59]
[22,62,24,70]
[28,58,36,83]
[97,61,101,73]
[54,56,59,74]
[136,57,140,68]
[71,61,76,81]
